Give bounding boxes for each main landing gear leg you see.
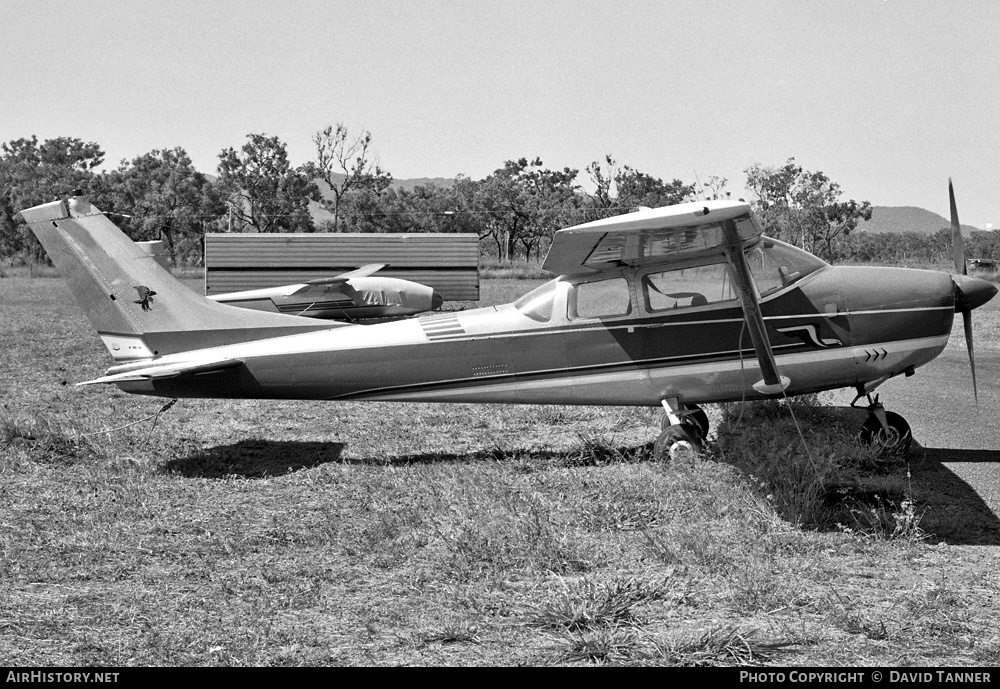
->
[653,398,708,462]
[851,391,913,456]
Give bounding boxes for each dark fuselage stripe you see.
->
[322,339,806,400]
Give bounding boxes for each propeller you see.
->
[950,179,966,277]
[948,179,998,402]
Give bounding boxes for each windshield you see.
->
[513,279,558,322]
[745,238,828,297]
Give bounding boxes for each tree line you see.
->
[0,131,991,268]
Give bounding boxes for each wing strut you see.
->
[721,220,790,394]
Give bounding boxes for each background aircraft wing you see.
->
[212,279,354,300]
[289,277,355,296]
[335,263,386,279]
[283,265,386,294]
[542,200,761,276]
[213,266,385,300]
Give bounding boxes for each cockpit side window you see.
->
[569,277,631,320]
[642,262,737,312]
[745,238,828,297]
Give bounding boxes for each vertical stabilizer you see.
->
[20,195,335,361]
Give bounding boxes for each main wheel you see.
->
[653,424,702,462]
[660,404,710,440]
[860,411,912,456]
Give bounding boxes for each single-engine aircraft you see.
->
[208,265,444,320]
[19,184,996,460]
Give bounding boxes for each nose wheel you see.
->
[853,393,912,456]
[653,424,702,462]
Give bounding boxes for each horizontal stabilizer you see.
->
[78,358,245,386]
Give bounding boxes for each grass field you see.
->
[2,275,999,666]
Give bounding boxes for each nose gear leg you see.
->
[851,389,912,456]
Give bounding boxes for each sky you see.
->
[2,0,998,228]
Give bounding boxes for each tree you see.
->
[616,166,694,209]
[216,134,319,233]
[331,181,482,235]
[967,230,1000,263]
[477,158,580,261]
[744,158,871,262]
[307,124,392,231]
[702,175,731,201]
[585,154,617,211]
[0,136,104,263]
[585,154,695,218]
[817,199,873,263]
[98,148,224,264]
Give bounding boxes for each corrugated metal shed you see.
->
[205,233,479,301]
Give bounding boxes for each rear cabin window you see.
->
[642,263,737,312]
[569,277,631,320]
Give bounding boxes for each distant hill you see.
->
[314,173,453,198]
[856,206,980,236]
[391,176,455,191]
[308,174,454,223]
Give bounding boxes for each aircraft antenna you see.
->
[693,169,706,200]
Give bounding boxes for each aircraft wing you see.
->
[284,268,385,295]
[335,263,386,279]
[211,265,385,301]
[289,278,354,296]
[542,200,760,276]
[211,280,353,301]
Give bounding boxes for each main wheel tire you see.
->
[860,411,912,456]
[660,404,710,440]
[653,424,702,462]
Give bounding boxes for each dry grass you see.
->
[2,276,1000,666]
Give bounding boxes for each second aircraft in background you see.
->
[208,264,444,320]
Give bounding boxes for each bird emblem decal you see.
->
[776,324,841,348]
[134,286,156,311]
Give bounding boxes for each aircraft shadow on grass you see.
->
[161,439,1000,545]
[908,446,1000,546]
[162,439,346,479]
[162,438,655,478]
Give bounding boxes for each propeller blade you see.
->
[962,308,978,404]
[948,182,994,405]
[950,178,967,275]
